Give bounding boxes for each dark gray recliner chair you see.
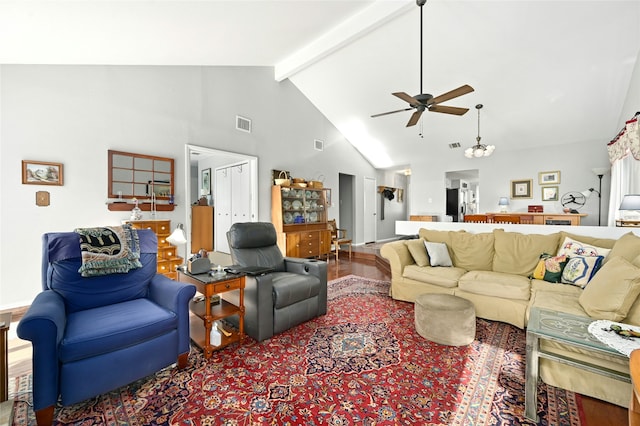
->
[224,222,327,342]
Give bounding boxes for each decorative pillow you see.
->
[532,253,568,283]
[579,256,640,321]
[75,224,142,277]
[557,236,611,258]
[560,255,604,288]
[605,232,640,265]
[405,238,429,267]
[424,241,453,267]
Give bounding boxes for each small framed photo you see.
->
[511,179,533,199]
[201,168,211,195]
[538,170,560,185]
[22,160,64,186]
[541,186,559,201]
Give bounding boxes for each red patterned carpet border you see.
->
[10,274,583,425]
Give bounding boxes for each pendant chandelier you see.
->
[464,104,495,158]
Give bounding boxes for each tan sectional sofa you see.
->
[380,227,640,407]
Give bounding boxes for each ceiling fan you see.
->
[371,0,474,127]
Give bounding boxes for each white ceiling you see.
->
[2,0,639,170]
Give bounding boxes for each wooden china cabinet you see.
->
[271,185,331,259]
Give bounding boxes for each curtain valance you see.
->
[608,112,640,163]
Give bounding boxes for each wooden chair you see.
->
[463,214,488,223]
[630,349,640,425]
[492,215,521,224]
[328,219,352,261]
[520,215,535,224]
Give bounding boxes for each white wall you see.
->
[0,65,377,309]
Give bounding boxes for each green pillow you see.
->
[531,253,568,283]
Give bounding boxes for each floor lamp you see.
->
[581,168,608,226]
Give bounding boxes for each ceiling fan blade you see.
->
[393,92,420,105]
[429,105,470,115]
[371,107,414,118]
[428,84,474,105]
[406,110,423,127]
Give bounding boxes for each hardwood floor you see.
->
[3,249,629,425]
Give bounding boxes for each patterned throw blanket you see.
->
[74,224,142,277]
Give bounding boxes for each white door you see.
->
[214,167,232,253]
[363,176,377,243]
[231,162,251,224]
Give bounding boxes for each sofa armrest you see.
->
[284,258,328,315]
[16,290,66,411]
[380,241,415,277]
[149,274,196,354]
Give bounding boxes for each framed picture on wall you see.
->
[538,170,560,185]
[510,179,532,199]
[201,168,211,195]
[541,186,559,201]
[22,160,64,185]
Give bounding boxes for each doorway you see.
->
[445,169,479,222]
[338,173,355,242]
[185,144,258,255]
[363,176,377,243]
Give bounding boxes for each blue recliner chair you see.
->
[17,228,196,426]
[224,222,327,342]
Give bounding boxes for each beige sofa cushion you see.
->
[402,265,467,289]
[529,291,586,318]
[405,238,429,267]
[579,256,640,321]
[531,279,582,296]
[419,228,464,260]
[605,231,640,265]
[492,229,560,277]
[450,231,494,271]
[458,270,530,301]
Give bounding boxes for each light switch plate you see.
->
[36,191,50,206]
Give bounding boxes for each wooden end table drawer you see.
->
[213,277,242,293]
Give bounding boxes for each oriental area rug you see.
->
[10,275,583,425]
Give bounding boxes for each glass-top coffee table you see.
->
[525,307,630,422]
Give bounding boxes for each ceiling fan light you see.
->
[464,148,474,158]
[473,147,485,157]
[484,145,496,155]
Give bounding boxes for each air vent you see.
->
[449,142,461,149]
[314,139,324,151]
[236,115,251,133]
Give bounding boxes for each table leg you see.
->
[525,331,539,422]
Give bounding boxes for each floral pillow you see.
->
[532,253,568,283]
[561,255,605,288]
[557,236,611,258]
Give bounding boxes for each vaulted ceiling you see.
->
[2,1,638,169]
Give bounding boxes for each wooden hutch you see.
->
[271,185,331,258]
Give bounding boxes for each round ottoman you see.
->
[414,294,476,346]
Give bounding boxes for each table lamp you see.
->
[498,197,509,213]
[619,195,640,220]
[166,223,188,270]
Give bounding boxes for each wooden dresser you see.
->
[125,219,182,280]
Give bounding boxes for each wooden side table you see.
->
[0,312,13,426]
[177,271,245,359]
[0,313,10,402]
